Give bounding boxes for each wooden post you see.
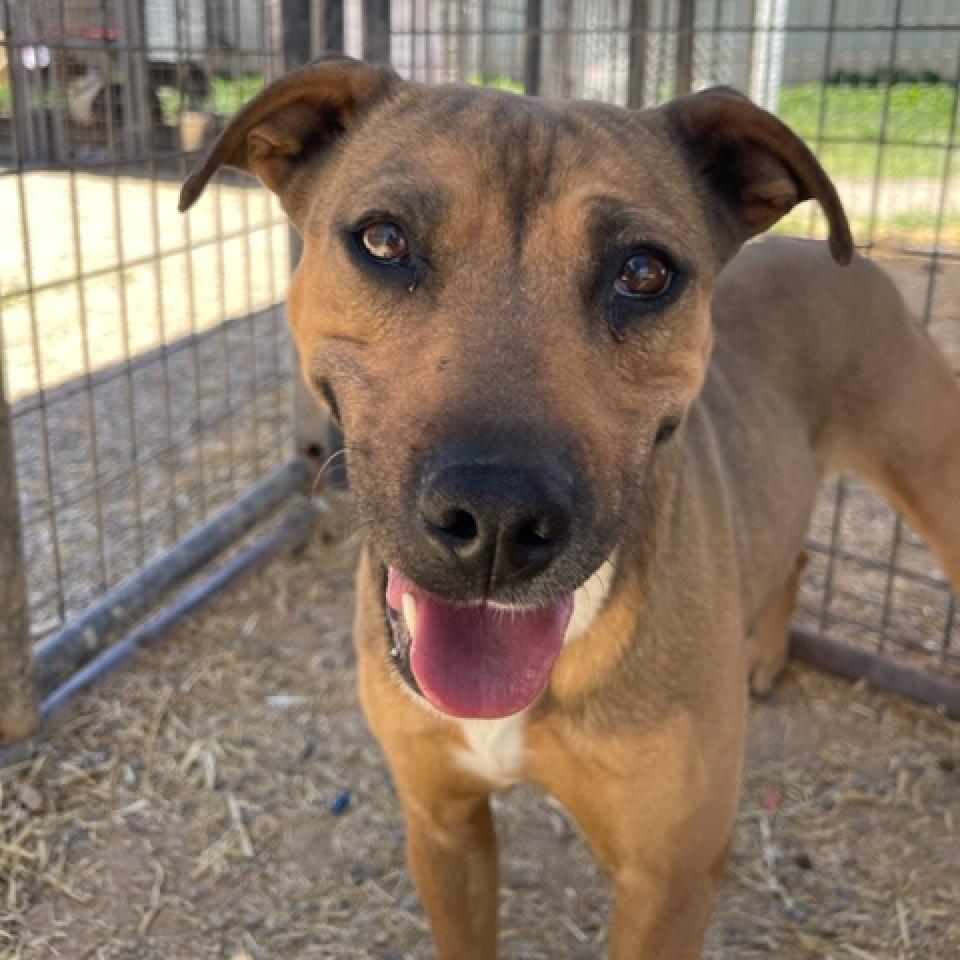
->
[0,361,37,744]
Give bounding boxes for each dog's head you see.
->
[182,57,850,719]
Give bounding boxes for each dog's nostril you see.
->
[436,508,479,544]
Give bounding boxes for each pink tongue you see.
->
[387,569,573,719]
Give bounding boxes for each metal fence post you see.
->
[675,0,695,96]
[626,0,647,108]
[363,0,391,64]
[0,360,37,744]
[524,0,542,96]
[320,0,345,54]
[280,0,335,482]
[284,0,313,68]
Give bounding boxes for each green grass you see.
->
[209,74,266,114]
[778,83,958,179]
[0,84,10,116]
[470,73,525,95]
[156,73,266,124]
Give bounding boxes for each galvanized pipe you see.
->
[0,497,319,771]
[790,628,960,719]
[31,456,313,699]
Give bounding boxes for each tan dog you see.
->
[181,58,960,958]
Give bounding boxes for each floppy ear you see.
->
[661,86,852,265]
[179,56,399,228]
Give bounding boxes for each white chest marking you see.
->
[454,712,529,786]
[451,556,619,783]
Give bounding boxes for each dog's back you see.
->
[705,236,960,622]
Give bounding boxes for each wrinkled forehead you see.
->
[317,84,708,256]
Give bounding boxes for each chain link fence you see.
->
[1,0,958,751]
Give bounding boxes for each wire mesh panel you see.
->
[0,0,294,637]
[383,0,960,686]
[388,0,684,103]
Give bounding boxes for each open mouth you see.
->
[385,567,574,719]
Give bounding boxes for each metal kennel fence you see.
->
[1,0,959,760]
[0,0,340,756]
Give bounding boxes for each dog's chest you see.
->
[453,714,528,786]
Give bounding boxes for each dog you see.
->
[181,57,960,958]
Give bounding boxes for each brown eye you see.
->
[615,250,672,298]
[360,220,410,263]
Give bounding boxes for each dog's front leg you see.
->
[605,860,723,960]
[528,705,743,960]
[361,694,500,957]
[399,784,499,960]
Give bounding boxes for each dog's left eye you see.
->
[615,250,673,299]
[359,220,411,264]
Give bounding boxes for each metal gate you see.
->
[2,0,959,758]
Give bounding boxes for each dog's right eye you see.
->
[359,220,411,264]
[615,250,673,299]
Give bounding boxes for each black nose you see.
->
[418,456,574,589]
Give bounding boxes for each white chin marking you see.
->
[402,593,417,637]
[566,555,618,645]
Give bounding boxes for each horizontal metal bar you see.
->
[0,497,319,772]
[799,606,957,658]
[41,500,320,720]
[2,39,282,56]
[805,538,953,592]
[807,135,960,150]
[30,456,313,699]
[790,627,960,718]
[13,304,284,417]
[20,374,290,518]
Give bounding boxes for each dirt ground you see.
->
[1,504,958,960]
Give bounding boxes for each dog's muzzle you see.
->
[380,448,581,718]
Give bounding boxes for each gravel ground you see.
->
[0,510,957,960]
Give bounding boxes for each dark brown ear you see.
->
[179,56,399,227]
[661,86,852,265]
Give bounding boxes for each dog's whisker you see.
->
[309,448,350,496]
